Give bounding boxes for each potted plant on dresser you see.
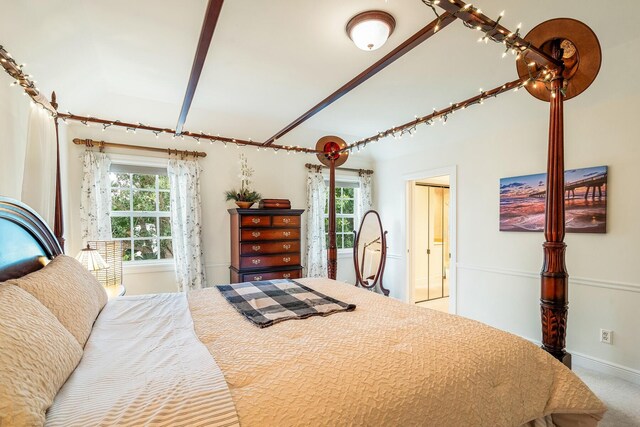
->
[225,153,262,209]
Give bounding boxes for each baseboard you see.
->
[522,336,640,386]
[570,351,640,386]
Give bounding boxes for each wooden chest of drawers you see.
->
[229,208,304,283]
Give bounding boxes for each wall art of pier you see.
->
[499,166,607,233]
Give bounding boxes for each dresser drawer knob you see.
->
[283,231,291,237]
[252,232,261,237]
[252,245,261,251]
[282,218,291,224]
[254,276,263,281]
[282,273,291,279]
[252,259,261,265]
[252,218,261,224]
[283,244,291,250]
[283,257,291,263]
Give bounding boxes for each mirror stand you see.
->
[353,210,390,296]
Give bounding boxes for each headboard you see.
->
[0,197,62,282]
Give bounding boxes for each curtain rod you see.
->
[73,138,207,158]
[305,163,373,175]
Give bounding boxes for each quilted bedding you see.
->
[189,278,606,427]
[46,293,239,427]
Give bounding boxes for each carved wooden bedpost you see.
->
[51,91,65,252]
[327,157,337,279]
[314,136,349,280]
[514,19,601,368]
[541,41,570,366]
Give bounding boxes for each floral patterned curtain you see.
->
[305,169,328,277]
[358,172,373,221]
[168,159,206,292]
[80,150,112,244]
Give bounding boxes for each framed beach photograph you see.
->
[500,166,607,233]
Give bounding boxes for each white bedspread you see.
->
[46,293,239,427]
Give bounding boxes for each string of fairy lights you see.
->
[0,45,56,116]
[340,68,553,155]
[56,113,321,155]
[1,44,319,154]
[420,0,446,32]
[1,48,36,90]
[2,0,563,157]
[422,1,536,62]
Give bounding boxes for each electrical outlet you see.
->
[600,329,613,344]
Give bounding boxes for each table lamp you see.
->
[83,241,125,298]
[75,244,109,272]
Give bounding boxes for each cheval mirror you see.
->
[353,210,389,296]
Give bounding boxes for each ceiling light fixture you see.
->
[346,11,396,51]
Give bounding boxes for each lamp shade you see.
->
[75,244,109,272]
[87,240,123,287]
[347,11,395,51]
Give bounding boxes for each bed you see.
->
[0,197,606,426]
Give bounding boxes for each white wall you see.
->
[61,125,370,294]
[372,29,640,375]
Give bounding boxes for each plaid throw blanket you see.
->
[216,279,356,328]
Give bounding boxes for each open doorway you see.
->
[406,169,456,314]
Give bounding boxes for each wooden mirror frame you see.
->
[353,210,389,296]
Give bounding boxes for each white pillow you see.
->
[0,284,83,426]
[9,255,108,347]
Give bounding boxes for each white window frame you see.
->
[108,154,173,266]
[324,176,361,254]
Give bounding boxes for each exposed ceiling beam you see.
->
[262,13,455,146]
[175,0,225,135]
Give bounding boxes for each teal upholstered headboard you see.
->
[0,197,62,282]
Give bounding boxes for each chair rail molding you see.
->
[457,264,640,294]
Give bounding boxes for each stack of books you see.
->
[259,199,291,209]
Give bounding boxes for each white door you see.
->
[413,185,429,301]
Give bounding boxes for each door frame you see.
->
[404,166,457,313]
[414,183,450,302]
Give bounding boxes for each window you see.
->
[109,166,173,262]
[324,184,359,250]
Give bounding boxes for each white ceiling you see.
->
[0,0,631,153]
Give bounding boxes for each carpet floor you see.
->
[416,297,449,313]
[574,366,640,426]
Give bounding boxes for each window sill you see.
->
[337,251,353,259]
[123,261,175,275]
